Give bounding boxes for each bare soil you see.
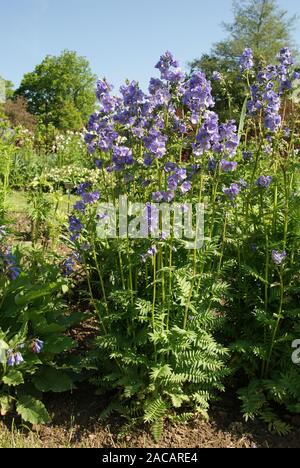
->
[1,387,300,448]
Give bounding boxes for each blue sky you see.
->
[0,0,299,91]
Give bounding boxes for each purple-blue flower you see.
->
[162,191,175,203]
[96,79,113,100]
[239,48,254,72]
[82,192,100,205]
[112,146,134,168]
[272,250,287,266]
[278,47,294,68]
[7,351,24,367]
[76,182,92,196]
[180,181,192,194]
[255,176,273,189]
[7,353,16,367]
[120,81,145,107]
[212,71,222,81]
[183,72,214,124]
[1,248,21,280]
[95,160,103,169]
[220,159,238,172]
[32,340,44,354]
[69,216,83,242]
[265,112,282,132]
[243,151,253,161]
[155,51,180,81]
[152,192,164,203]
[223,183,241,201]
[144,130,168,159]
[14,352,24,365]
[74,201,86,213]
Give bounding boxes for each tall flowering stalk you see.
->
[64,48,300,438]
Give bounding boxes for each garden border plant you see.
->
[61,48,300,439]
[1,46,300,442]
[0,226,86,425]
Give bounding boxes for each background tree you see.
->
[190,0,298,119]
[4,96,37,131]
[0,77,14,100]
[15,50,97,131]
[213,0,297,64]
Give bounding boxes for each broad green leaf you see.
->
[42,336,75,354]
[33,368,74,393]
[0,339,9,366]
[0,395,13,416]
[15,283,59,306]
[3,369,24,387]
[16,396,51,424]
[62,285,69,294]
[9,323,28,348]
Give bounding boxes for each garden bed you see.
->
[1,388,300,448]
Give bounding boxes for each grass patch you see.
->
[6,191,78,215]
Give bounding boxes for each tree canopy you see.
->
[190,0,298,119]
[4,96,37,132]
[213,0,297,64]
[15,50,97,131]
[0,77,14,102]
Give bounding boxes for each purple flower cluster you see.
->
[255,176,273,189]
[120,81,145,107]
[7,352,24,367]
[84,51,248,178]
[144,130,168,159]
[111,146,134,170]
[69,216,83,242]
[155,51,184,83]
[183,72,214,124]
[0,248,21,281]
[243,151,253,161]
[212,71,222,82]
[144,203,160,236]
[6,339,44,367]
[152,191,175,203]
[141,245,158,263]
[85,79,120,154]
[239,48,254,72]
[220,159,238,172]
[245,47,297,133]
[193,111,219,156]
[193,112,239,158]
[77,182,92,195]
[223,183,241,201]
[272,250,287,266]
[62,253,81,276]
[31,339,44,354]
[71,184,101,240]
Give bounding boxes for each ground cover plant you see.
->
[0,226,82,425]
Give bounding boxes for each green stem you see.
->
[91,238,109,310]
[83,255,107,335]
[118,252,126,291]
[265,268,284,377]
